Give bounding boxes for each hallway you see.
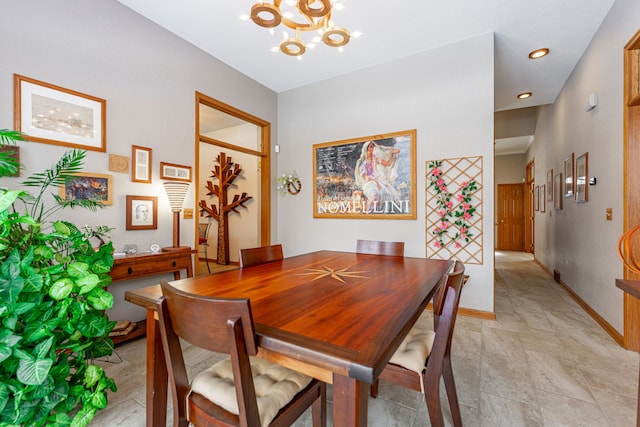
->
[92,251,638,426]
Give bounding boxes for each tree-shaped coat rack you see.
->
[199,152,252,265]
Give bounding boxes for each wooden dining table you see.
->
[124,250,452,427]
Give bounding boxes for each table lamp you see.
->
[162,181,190,252]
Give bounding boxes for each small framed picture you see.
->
[540,185,546,213]
[14,74,106,152]
[160,162,192,182]
[554,173,563,210]
[132,145,152,183]
[534,185,540,211]
[546,169,553,202]
[575,152,589,203]
[59,172,113,205]
[564,153,574,198]
[126,195,157,230]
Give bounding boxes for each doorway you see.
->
[195,93,271,275]
[524,160,535,253]
[496,183,525,251]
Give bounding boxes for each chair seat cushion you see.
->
[389,314,435,374]
[190,356,313,427]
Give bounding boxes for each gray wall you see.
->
[276,33,496,313]
[528,0,639,333]
[0,0,278,322]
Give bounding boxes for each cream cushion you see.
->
[190,356,313,427]
[389,313,435,374]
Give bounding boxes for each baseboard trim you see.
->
[534,257,624,346]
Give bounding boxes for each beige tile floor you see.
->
[91,251,639,426]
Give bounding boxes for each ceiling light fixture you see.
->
[528,48,549,59]
[247,0,352,58]
[517,92,532,99]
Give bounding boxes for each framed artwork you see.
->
[13,74,106,152]
[313,129,416,219]
[554,173,563,210]
[126,195,157,230]
[108,154,129,173]
[160,162,192,182]
[534,185,540,211]
[575,152,589,203]
[132,145,152,183]
[59,172,113,205]
[540,185,546,212]
[546,169,553,202]
[564,153,574,198]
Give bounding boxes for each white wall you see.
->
[528,0,639,333]
[276,34,496,313]
[496,154,526,184]
[0,0,278,322]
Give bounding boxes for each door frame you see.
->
[195,92,271,271]
[524,160,535,254]
[622,29,640,350]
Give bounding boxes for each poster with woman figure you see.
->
[313,130,416,219]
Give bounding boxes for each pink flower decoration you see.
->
[440,221,449,229]
[454,242,462,248]
[462,203,471,210]
[446,201,453,209]
[436,179,444,186]
[438,210,447,217]
[434,241,442,248]
[457,194,465,202]
[432,168,441,176]
[463,212,472,220]
[460,226,468,233]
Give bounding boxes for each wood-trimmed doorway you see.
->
[622,29,640,350]
[195,92,271,275]
[524,160,535,254]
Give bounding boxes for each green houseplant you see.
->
[0,129,117,426]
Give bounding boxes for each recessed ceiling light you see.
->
[528,48,549,59]
[517,92,532,99]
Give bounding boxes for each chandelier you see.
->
[247,0,352,58]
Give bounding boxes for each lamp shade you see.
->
[163,181,189,212]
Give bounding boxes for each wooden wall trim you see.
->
[534,258,624,347]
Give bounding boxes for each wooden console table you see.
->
[616,278,640,427]
[110,249,195,344]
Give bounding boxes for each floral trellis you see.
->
[426,156,483,264]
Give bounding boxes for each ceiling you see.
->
[117,0,616,153]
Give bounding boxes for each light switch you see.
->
[606,208,612,221]
[183,208,194,219]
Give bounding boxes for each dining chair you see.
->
[355,239,405,256]
[371,261,466,427]
[239,243,284,268]
[156,279,327,427]
[198,223,211,273]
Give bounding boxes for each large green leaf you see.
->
[86,288,113,310]
[0,383,8,413]
[0,191,21,213]
[49,278,74,300]
[76,274,99,295]
[77,315,109,338]
[70,405,96,427]
[17,358,53,385]
[83,365,102,388]
[0,344,12,363]
[33,337,53,360]
[67,263,89,279]
[46,413,72,427]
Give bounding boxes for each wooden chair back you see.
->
[355,239,405,256]
[157,279,259,426]
[373,261,465,427]
[239,243,284,268]
[422,260,465,427]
